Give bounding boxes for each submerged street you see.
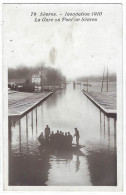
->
[9,83,117,186]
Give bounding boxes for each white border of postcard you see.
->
[2,0,125,192]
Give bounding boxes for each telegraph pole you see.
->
[41,66,42,93]
[101,66,105,93]
[107,67,108,92]
[87,78,88,91]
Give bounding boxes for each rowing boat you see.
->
[38,139,85,151]
[38,132,85,151]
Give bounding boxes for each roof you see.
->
[8,78,26,84]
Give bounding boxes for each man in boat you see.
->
[58,131,62,148]
[61,132,65,147]
[44,125,50,143]
[50,131,55,145]
[68,132,73,148]
[55,130,60,146]
[60,131,66,148]
[38,132,45,145]
[64,132,69,148]
[73,128,80,145]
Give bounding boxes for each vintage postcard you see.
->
[3,3,123,191]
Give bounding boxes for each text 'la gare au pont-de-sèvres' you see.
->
[31,11,103,22]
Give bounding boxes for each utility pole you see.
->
[107,66,108,92]
[40,66,42,93]
[87,78,88,91]
[101,66,105,93]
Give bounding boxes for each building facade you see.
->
[32,74,41,85]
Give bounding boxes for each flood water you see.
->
[9,83,117,186]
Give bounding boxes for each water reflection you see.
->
[76,155,80,172]
[19,120,21,156]
[86,143,117,186]
[114,119,116,148]
[9,83,117,186]
[26,115,29,154]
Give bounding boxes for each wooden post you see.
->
[114,118,116,136]
[36,107,37,124]
[114,119,116,148]
[8,118,12,153]
[31,111,33,135]
[108,117,110,146]
[31,111,33,126]
[19,119,21,155]
[108,117,110,136]
[100,111,102,136]
[36,107,37,134]
[26,115,29,153]
[26,114,28,131]
[41,104,43,117]
[104,114,105,136]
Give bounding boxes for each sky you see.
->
[3,4,122,79]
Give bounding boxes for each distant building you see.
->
[8,78,25,91]
[8,78,35,92]
[32,74,41,85]
[8,78,26,85]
